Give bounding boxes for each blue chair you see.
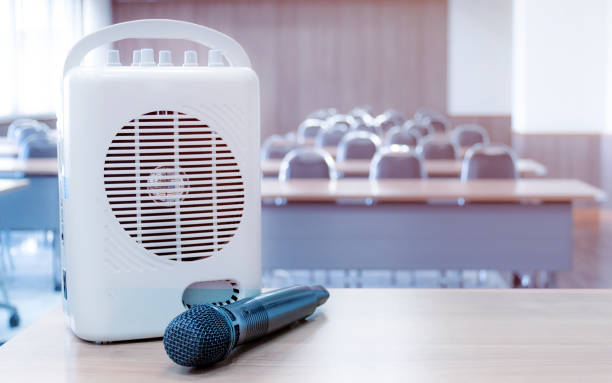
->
[6,119,41,144]
[370,145,425,179]
[452,124,490,148]
[279,148,337,180]
[461,144,518,180]
[261,135,299,161]
[307,108,338,120]
[297,119,325,144]
[315,123,349,148]
[337,131,381,162]
[384,126,420,148]
[417,136,459,160]
[0,134,60,291]
[405,120,434,138]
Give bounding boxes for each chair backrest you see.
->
[279,148,337,180]
[261,134,299,160]
[19,135,58,159]
[374,110,405,133]
[452,124,490,147]
[7,119,45,144]
[315,123,349,148]
[297,118,325,143]
[405,120,434,138]
[461,144,518,180]
[15,126,48,146]
[428,115,451,134]
[417,136,458,160]
[370,145,425,179]
[337,131,381,161]
[384,126,419,148]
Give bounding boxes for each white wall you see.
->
[447,0,513,116]
[82,0,112,66]
[513,0,608,133]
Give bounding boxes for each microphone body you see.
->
[163,285,329,367]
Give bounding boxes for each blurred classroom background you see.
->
[0,0,610,343]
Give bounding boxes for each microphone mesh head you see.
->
[163,304,234,367]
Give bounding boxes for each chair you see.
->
[0,134,61,292]
[14,125,48,147]
[417,136,459,160]
[19,135,57,159]
[349,106,374,124]
[405,120,434,138]
[384,126,420,148]
[414,110,450,134]
[428,115,451,134]
[279,147,337,180]
[461,144,518,180]
[370,145,425,179]
[336,131,381,162]
[315,123,349,148]
[297,119,325,144]
[261,135,299,161]
[452,124,490,148]
[6,119,42,144]
[374,110,404,134]
[460,144,519,287]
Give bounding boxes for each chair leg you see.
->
[343,269,350,288]
[52,230,61,292]
[0,260,20,328]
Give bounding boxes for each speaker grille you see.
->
[103,111,244,262]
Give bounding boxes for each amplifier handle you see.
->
[62,19,251,78]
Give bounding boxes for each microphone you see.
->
[163,285,329,367]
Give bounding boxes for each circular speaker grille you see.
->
[103,110,244,262]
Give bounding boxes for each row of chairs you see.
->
[3,118,57,160]
[263,108,490,163]
[0,119,59,329]
[278,143,518,181]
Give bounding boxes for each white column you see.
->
[512,0,608,133]
[447,0,513,115]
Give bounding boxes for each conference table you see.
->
[261,178,605,274]
[261,158,548,178]
[2,289,612,381]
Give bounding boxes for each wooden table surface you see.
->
[0,179,30,194]
[0,158,58,175]
[2,289,612,382]
[261,178,606,203]
[261,158,548,178]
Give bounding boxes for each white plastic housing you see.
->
[59,20,261,342]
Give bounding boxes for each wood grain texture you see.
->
[261,158,547,178]
[3,290,612,382]
[513,132,602,187]
[112,0,448,140]
[261,178,606,202]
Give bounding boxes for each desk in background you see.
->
[261,158,548,178]
[0,158,58,176]
[2,289,612,382]
[261,179,605,273]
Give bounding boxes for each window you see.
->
[0,0,82,121]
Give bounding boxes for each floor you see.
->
[0,208,611,344]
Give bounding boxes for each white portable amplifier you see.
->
[59,19,261,341]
